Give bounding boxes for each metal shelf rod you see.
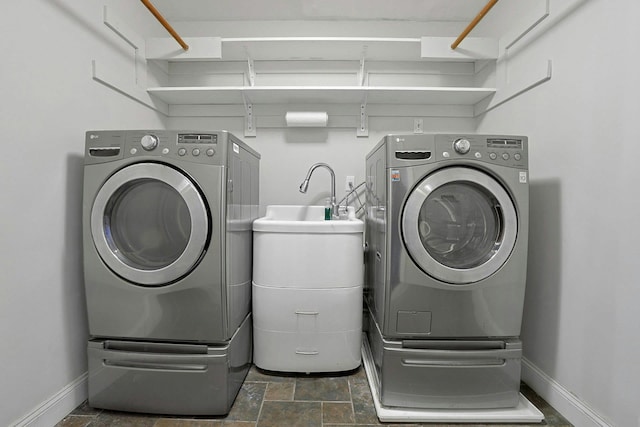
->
[451,0,499,50]
[140,0,189,51]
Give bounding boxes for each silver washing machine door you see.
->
[91,163,209,286]
[402,167,517,284]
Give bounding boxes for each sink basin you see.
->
[252,205,364,287]
[252,205,364,233]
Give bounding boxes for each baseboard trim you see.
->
[11,372,88,427]
[522,358,612,427]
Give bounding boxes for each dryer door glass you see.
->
[91,163,209,286]
[104,179,191,270]
[417,182,500,269]
[402,167,517,284]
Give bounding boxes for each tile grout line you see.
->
[254,381,268,427]
[347,375,356,427]
[292,377,297,402]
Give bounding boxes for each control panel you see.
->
[84,130,258,168]
[438,135,527,168]
[84,131,229,165]
[385,133,527,169]
[122,132,221,164]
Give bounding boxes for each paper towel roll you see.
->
[285,111,328,127]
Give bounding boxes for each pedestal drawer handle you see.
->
[295,350,319,355]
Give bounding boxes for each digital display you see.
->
[487,138,522,149]
[178,134,218,144]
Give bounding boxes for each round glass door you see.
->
[402,167,517,284]
[91,163,209,286]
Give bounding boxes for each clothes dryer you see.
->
[82,130,259,415]
[364,133,529,409]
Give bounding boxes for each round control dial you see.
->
[453,138,471,154]
[140,134,159,151]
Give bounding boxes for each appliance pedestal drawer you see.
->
[87,314,252,415]
[369,321,522,409]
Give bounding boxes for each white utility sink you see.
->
[252,204,364,233]
[252,205,364,373]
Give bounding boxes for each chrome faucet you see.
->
[299,162,338,219]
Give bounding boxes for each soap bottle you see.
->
[324,198,331,220]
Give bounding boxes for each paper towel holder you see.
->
[285,111,328,128]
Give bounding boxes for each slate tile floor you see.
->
[57,365,572,427]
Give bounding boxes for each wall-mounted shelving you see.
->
[93,5,552,136]
[141,36,499,135]
[147,85,496,106]
[145,36,497,62]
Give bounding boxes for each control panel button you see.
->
[140,134,159,151]
[453,138,471,154]
[514,153,522,161]
[442,151,450,158]
[162,148,169,155]
[502,153,510,160]
[489,152,497,160]
[178,148,187,156]
[192,148,200,156]
[206,148,215,157]
[474,152,482,159]
[130,148,137,155]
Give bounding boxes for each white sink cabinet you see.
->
[252,205,364,373]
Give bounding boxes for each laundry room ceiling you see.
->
[148,0,490,22]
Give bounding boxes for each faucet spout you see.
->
[299,179,310,193]
[298,163,337,219]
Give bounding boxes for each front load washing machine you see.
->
[82,130,259,415]
[364,133,529,409]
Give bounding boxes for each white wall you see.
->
[476,1,640,426]
[0,2,166,426]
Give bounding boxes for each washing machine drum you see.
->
[402,167,518,284]
[91,163,209,286]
